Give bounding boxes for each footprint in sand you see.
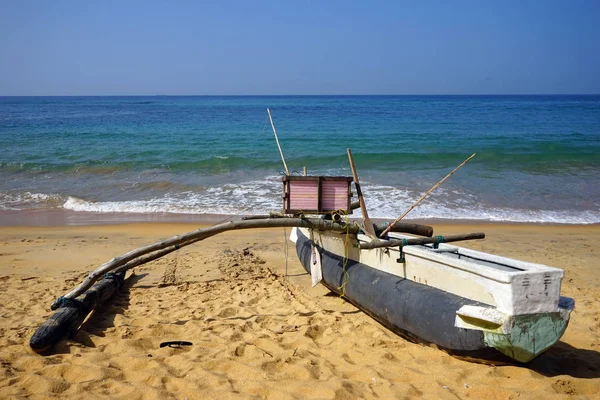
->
[304,325,325,340]
[552,379,578,395]
[234,344,245,356]
[217,307,237,318]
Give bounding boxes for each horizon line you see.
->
[1,93,599,97]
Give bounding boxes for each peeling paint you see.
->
[483,311,571,363]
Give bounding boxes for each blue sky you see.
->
[1,0,598,95]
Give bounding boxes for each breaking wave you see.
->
[57,184,600,225]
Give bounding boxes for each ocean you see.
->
[1,95,599,224]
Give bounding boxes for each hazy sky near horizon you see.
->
[1,0,599,95]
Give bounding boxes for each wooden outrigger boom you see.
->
[50,218,358,310]
[30,214,484,354]
[30,218,357,353]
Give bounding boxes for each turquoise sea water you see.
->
[1,95,599,224]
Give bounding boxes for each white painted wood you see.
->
[310,244,323,287]
[455,305,510,333]
[294,227,565,317]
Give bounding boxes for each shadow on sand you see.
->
[49,272,148,354]
[526,341,600,379]
[79,272,148,335]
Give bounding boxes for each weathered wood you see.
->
[241,214,288,220]
[281,176,354,182]
[113,244,185,274]
[373,222,434,237]
[244,216,433,237]
[347,148,377,237]
[379,153,476,238]
[317,176,323,212]
[360,232,485,250]
[30,271,125,353]
[51,218,358,309]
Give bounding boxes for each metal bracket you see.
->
[396,239,408,263]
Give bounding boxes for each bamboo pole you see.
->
[347,148,377,237]
[267,108,290,175]
[360,232,485,250]
[50,218,359,310]
[379,153,476,238]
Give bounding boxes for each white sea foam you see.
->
[360,184,600,224]
[0,192,65,210]
[57,178,600,225]
[62,177,283,216]
[3,178,598,225]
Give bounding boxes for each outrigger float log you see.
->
[30,112,574,362]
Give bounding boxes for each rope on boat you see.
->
[334,209,352,301]
[398,235,446,261]
[283,225,289,277]
[296,207,354,300]
[433,235,446,249]
[52,296,83,311]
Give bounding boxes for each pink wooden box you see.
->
[281,176,353,214]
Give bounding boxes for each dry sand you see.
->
[0,222,599,399]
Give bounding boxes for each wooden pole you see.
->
[379,153,476,238]
[373,222,433,238]
[360,232,485,250]
[347,148,377,237]
[50,218,359,310]
[267,108,290,175]
[242,214,289,220]
[351,202,434,236]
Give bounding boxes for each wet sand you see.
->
[0,222,599,399]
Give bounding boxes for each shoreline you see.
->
[1,208,599,228]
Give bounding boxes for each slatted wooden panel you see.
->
[289,180,319,210]
[282,176,353,214]
[321,180,350,211]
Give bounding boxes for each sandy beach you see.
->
[1,221,599,399]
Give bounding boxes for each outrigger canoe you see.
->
[291,226,574,363]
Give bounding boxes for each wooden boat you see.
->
[290,225,574,363]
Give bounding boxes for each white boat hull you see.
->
[291,227,574,363]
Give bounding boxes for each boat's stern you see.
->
[455,297,575,363]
